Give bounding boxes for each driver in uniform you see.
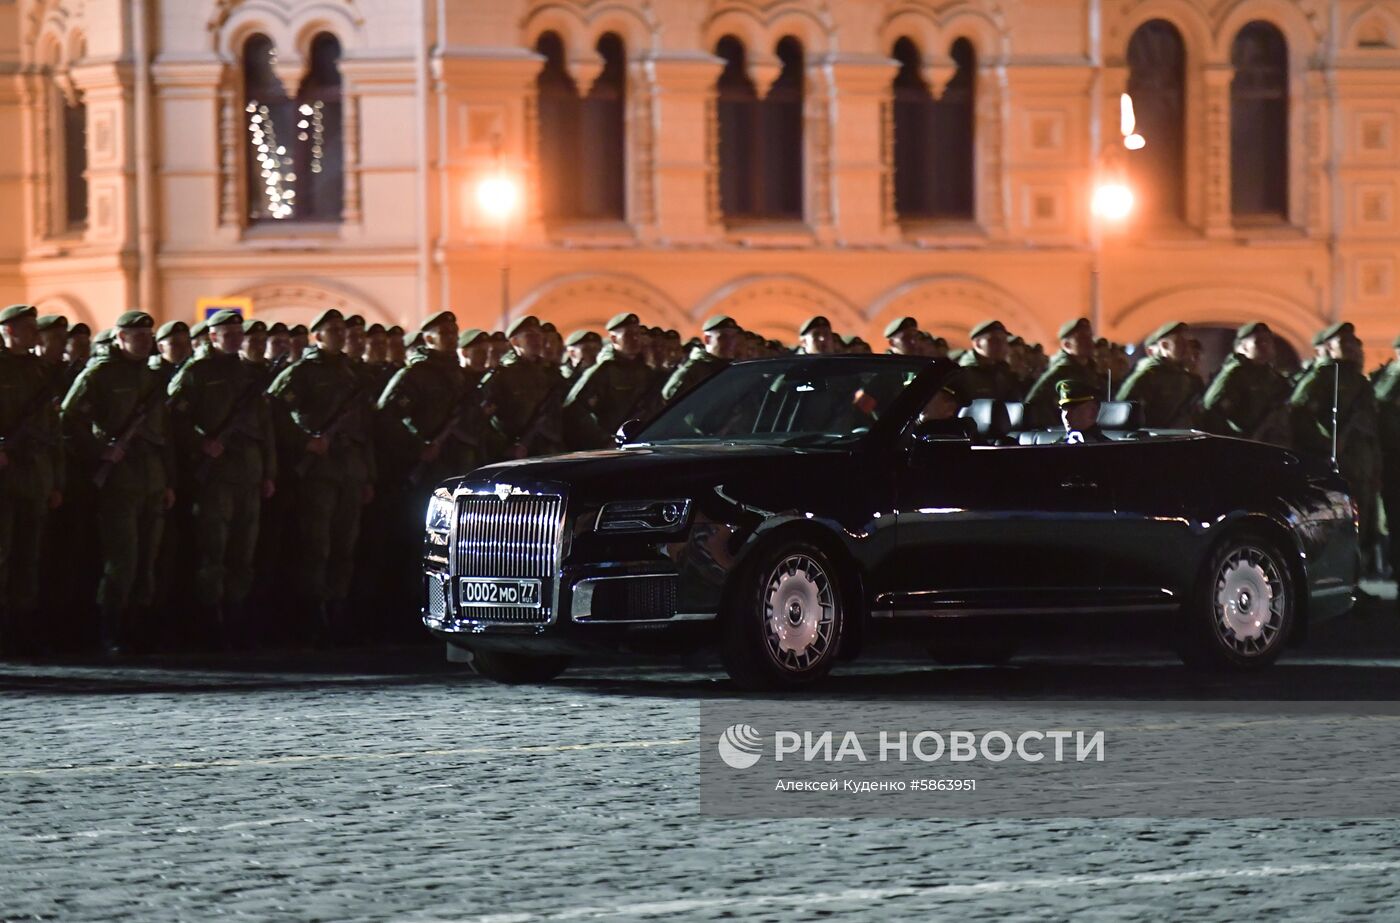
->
[1058,379,1109,443]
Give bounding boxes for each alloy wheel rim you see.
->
[763,554,837,672]
[1213,545,1286,657]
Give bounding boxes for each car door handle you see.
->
[1059,476,1098,489]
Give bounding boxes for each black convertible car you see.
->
[421,355,1357,689]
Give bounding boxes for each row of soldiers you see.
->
[0,301,1394,658]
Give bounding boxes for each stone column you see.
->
[822,54,898,246]
[1203,64,1234,238]
[648,51,725,244]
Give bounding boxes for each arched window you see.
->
[764,36,804,219]
[536,32,580,220]
[931,38,975,219]
[891,38,935,219]
[61,93,87,230]
[1230,22,1288,219]
[715,35,760,218]
[242,32,345,223]
[577,33,627,220]
[1126,20,1186,221]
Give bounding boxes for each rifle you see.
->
[294,380,369,477]
[92,384,165,488]
[193,376,267,484]
[407,401,479,487]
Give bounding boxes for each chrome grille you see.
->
[454,492,564,623]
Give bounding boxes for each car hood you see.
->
[454,442,846,499]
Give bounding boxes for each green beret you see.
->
[506,315,540,338]
[930,336,948,347]
[841,333,868,347]
[1235,321,1271,342]
[606,312,640,331]
[458,328,488,348]
[93,327,116,345]
[1058,317,1091,340]
[69,323,90,337]
[541,321,557,334]
[1318,321,1354,344]
[155,320,189,342]
[798,315,831,336]
[344,314,366,329]
[267,322,289,335]
[1056,378,1098,407]
[36,314,68,332]
[115,310,154,330]
[702,315,739,333]
[207,309,243,329]
[367,323,385,336]
[289,324,308,336]
[308,309,344,333]
[386,325,403,336]
[0,304,37,325]
[189,320,208,338]
[565,329,600,347]
[489,331,508,342]
[969,319,1007,340]
[1145,321,1187,347]
[883,316,917,339]
[243,319,267,335]
[419,310,456,334]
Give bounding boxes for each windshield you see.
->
[639,357,929,446]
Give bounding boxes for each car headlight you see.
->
[425,489,453,544]
[596,499,692,534]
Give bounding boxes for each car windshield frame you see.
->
[635,355,944,448]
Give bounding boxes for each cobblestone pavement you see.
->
[4,589,1400,922]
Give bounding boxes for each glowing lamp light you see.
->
[476,174,521,221]
[1120,93,1146,151]
[1092,182,1135,221]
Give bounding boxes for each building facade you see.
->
[2,0,1399,358]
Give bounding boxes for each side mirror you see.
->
[615,418,645,447]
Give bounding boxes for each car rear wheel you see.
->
[466,649,572,684]
[721,542,846,690]
[1177,533,1294,670]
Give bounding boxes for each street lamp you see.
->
[474,152,522,332]
[1089,93,1143,333]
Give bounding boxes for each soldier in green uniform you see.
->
[797,316,837,355]
[288,323,309,362]
[65,322,91,378]
[386,325,406,368]
[562,329,601,380]
[239,319,275,391]
[457,328,491,387]
[149,320,192,388]
[1116,321,1203,428]
[61,311,175,655]
[344,314,367,364]
[952,320,1023,402]
[362,323,396,397]
[1199,322,1292,445]
[1373,334,1400,580]
[1057,379,1110,443]
[884,316,921,356]
[480,315,568,459]
[267,309,375,635]
[542,322,566,368]
[266,322,293,374]
[1024,318,1105,430]
[168,310,277,646]
[189,319,211,359]
[1291,322,1381,573]
[34,314,69,395]
[0,305,65,654]
[662,315,740,404]
[89,327,115,363]
[564,312,659,449]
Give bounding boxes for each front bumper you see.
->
[422,560,718,656]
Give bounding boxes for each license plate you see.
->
[459,578,542,608]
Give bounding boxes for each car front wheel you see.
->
[1178,533,1294,670]
[721,542,846,690]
